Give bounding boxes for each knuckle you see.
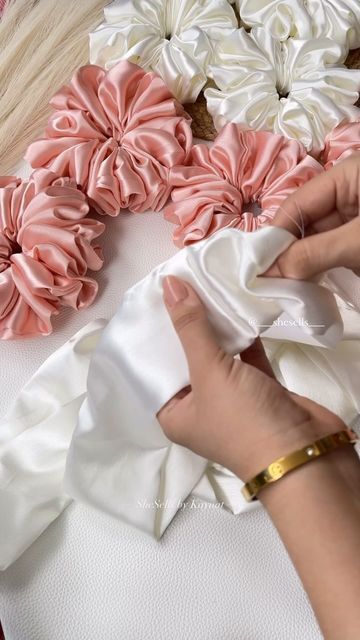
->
[281,240,312,278]
[172,308,202,334]
[213,347,233,371]
[294,241,312,272]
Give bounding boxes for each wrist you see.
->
[237,425,358,507]
[231,418,343,482]
[259,444,358,506]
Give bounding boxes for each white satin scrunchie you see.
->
[89,0,237,103]
[3,227,360,570]
[236,0,360,48]
[205,27,360,155]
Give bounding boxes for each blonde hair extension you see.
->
[0,0,109,175]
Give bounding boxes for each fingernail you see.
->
[163,276,188,308]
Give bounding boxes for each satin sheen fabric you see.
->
[0,170,104,340]
[0,0,7,18]
[165,124,323,246]
[0,226,358,570]
[25,61,193,217]
[64,226,342,539]
[0,320,106,570]
[322,119,360,168]
[205,27,360,155]
[236,0,360,48]
[89,0,238,103]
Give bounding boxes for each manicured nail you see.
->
[163,276,188,308]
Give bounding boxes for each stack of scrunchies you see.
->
[1,61,193,339]
[2,1,360,340]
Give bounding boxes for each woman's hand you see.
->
[157,275,344,482]
[267,153,360,279]
[158,275,360,640]
[157,160,360,640]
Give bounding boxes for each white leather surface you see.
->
[0,164,321,638]
[0,501,321,639]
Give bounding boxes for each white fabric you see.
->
[89,0,237,103]
[205,27,360,155]
[0,224,350,570]
[0,163,178,571]
[65,225,344,539]
[237,0,360,48]
[0,320,106,571]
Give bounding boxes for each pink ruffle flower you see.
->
[0,169,104,340]
[164,124,324,247]
[25,61,193,216]
[322,120,360,169]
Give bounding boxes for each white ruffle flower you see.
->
[205,27,360,155]
[89,0,238,103]
[236,0,360,48]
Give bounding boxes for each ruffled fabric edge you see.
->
[25,61,193,217]
[205,27,360,156]
[322,119,360,168]
[0,169,105,340]
[164,123,323,247]
[89,0,238,103]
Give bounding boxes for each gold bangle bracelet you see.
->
[241,428,359,502]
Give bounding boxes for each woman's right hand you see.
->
[267,153,360,279]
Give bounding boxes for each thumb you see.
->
[162,275,225,383]
[266,218,360,280]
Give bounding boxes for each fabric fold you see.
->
[89,0,238,103]
[205,27,360,155]
[64,226,343,538]
[236,0,360,48]
[0,319,106,570]
[25,61,193,217]
[165,123,323,246]
[2,227,360,570]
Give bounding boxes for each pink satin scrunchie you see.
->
[25,60,193,217]
[322,120,360,169]
[0,169,104,340]
[164,124,324,247]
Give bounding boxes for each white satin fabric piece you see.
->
[237,0,360,48]
[89,0,237,103]
[205,27,360,155]
[0,227,359,569]
[64,226,344,540]
[0,320,106,571]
